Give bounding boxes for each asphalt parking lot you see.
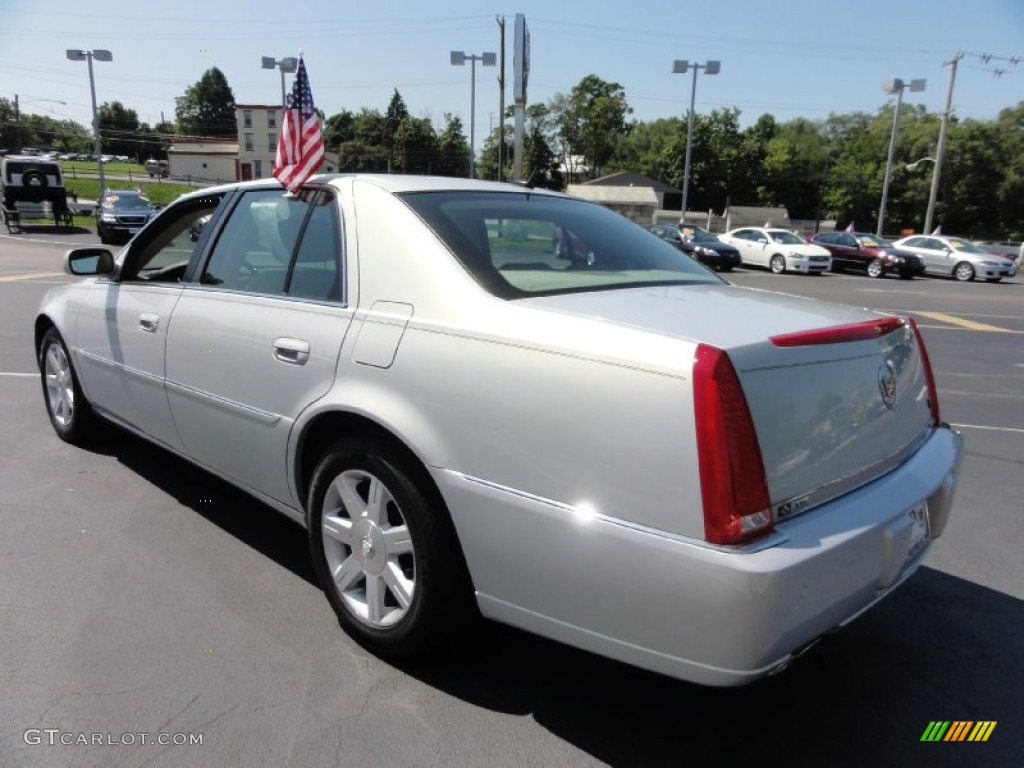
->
[1,228,1022,767]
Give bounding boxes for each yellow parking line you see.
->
[0,271,64,282]
[913,310,1017,333]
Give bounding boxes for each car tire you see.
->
[38,327,95,444]
[830,262,845,273]
[307,437,471,657]
[770,254,786,274]
[953,261,975,282]
[898,271,915,280]
[22,170,48,188]
[867,259,885,278]
[719,264,734,273]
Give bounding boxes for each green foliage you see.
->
[548,75,632,179]
[175,67,237,138]
[98,101,141,159]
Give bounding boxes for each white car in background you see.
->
[720,227,832,274]
[35,176,962,687]
[891,234,1018,282]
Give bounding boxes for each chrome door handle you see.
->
[139,313,160,333]
[273,337,310,365]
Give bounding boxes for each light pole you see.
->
[261,56,298,110]
[451,50,496,179]
[12,96,66,154]
[672,59,720,220]
[877,77,925,236]
[66,48,113,199]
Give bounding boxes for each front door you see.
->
[165,187,353,506]
[73,196,226,449]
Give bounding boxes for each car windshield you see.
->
[106,194,153,210]
[946,238,987,254]
[400,191,722,298]
[768,230,805,245]
[679,225,719,243]
[856,235,894,247]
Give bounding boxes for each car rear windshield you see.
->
[399,191,721,298]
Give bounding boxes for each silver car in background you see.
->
[892,234,1018,282]
[35,176,962,686]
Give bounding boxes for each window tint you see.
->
[201,187,342,300]
[122,194,225,281]
[400,191,720,298]
[286,192,342,301]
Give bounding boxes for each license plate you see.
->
[905,502,930,563]
[128,227,141,234]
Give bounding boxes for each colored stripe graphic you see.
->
[968,722,997,742]
[945,721,972,741]
[921,720,996,742]
[921,721,950,741]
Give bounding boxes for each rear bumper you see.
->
[441,424,963,687]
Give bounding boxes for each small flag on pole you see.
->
[931,225,942,235]
[273,55,325,194]
[845,221,855,233]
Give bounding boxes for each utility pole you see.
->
[924,52,963,234]
[14,94,21,154]
[497,15,506,181]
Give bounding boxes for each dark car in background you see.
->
[648,223,741,272]
[810,230,924,279]
[96,188,160,245]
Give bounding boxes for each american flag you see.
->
[273,56,325,193]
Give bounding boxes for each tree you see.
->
[323,110,356,150]
[395,116,437,174]
[548,75,633,180]
[175,67,237,138]
[98,101,141,158]
[335,140,389,172]
[436,113,470,178]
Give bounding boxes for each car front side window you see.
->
[201,188,315,293]
[120,195,226,282]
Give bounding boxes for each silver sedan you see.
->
[36,176,962,686]
[892,234,1017,282]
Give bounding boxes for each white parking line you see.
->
[0,234,91,246]
[953,423,1024,434]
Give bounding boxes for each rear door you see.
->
[164,186,353,506]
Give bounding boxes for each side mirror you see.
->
[65,247,114,276]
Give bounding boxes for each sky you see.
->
[1,0,1022,147]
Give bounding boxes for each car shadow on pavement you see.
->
[83,428,317,587]
[397,568,1023,767]
[81,428,1023,767]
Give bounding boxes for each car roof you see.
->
[177,174,570,203]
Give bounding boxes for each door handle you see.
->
[273,337,310,365]
[139,313,160,333]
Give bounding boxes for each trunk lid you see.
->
[520,284,934,517]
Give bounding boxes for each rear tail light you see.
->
[908,317,941,425]
[693,344,773,545]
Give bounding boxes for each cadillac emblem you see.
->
[878,360,898,409]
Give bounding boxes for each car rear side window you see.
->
[202,187,343,301]
[400,190,720,298]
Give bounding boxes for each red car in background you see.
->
[811,230,925,279]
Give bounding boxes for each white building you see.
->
[235,104,337,181]
[166,139,239,183]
